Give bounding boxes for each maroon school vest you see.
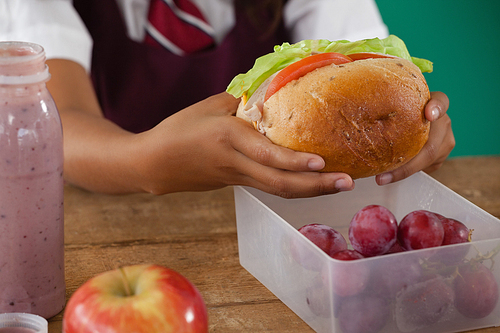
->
[73,0,290,133]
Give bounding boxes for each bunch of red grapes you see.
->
[298,205,499,333]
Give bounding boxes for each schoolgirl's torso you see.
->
[73,0,290,132]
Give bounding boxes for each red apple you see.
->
[62,264,208,333]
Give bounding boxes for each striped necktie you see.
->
[144,0,216,55]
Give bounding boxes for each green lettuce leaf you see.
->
[226,35,433,99]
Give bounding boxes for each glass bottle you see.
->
[0,42,65,318]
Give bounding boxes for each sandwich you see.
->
[226,35,433,179]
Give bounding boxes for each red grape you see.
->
[433,212,447,221]
[337,294,390,333]
[431,217,471,264]
[372,256,423,297]
[454,262,499,319]
[395,276,454,331]
[327,250,369,297]
[441,218,470,245]
[331,249,365,261]
[398,210,444,250]
[305,277,331,318]
[298,223,348,257]
[385,241,405,255]
[348,205,397,257]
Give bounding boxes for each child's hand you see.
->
[134,92,354,198]
[376,91,455,185]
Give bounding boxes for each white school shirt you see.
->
[0,0,388,72]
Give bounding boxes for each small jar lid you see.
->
[0,313,48,333]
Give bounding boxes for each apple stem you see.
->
[119,267,133,297]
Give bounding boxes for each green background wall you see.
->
[375,0,500,157]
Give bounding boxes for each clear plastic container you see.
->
[0,313,48,333]
[0,42,65,318]
[235,171,500,333]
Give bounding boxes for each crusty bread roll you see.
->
[237,57,431,179]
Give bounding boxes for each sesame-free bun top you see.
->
[242,57,431,179]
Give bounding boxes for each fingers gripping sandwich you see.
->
[226,35,434,179]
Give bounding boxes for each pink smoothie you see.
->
[0,42,65,318]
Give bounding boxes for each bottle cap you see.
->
[0,313,48,333]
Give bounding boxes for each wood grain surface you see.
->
[47,156,500,332]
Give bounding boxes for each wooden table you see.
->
[48,156,500,333]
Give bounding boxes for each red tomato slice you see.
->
[264,52,352,102]
[346,52,396,61]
